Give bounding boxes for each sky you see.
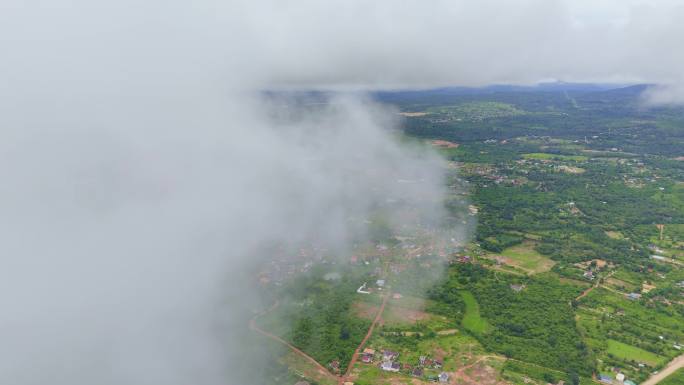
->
[1,1,683,385]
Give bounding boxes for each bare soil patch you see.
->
[431,139,459,148]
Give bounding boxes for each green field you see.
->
[522,153,588,162]
[498,242,556,273]
[427,101,526,120]
[606,339,666,366]
[460,290,490,334]
[660,368,684,385]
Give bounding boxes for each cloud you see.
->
[1,1,683,385]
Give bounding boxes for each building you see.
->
[412,367,424,377]
[598,374,613,384]
[616,373,625,382]
[439,372,449,383]
[510,284,525,292]
[382,350,399,361]
[381,361,400,372]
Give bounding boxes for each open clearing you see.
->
[282,352,338,385]
[354,296,434,326]
[606,339,666,367]
[461,291,490,334]
[522,153,588,162]
[398,111,428,117]
[497,242,556,273]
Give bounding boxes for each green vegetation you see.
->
[460,290,489,334]
[262,85,684,385]
[260,266,372,371]
[427,101,526,121]
[606,339,666,366]
[522,152,588,162]
[497,241,556,273]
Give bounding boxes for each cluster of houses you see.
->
[598,371,636,385]
[361,349,449,382]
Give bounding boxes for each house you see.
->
[382,350,399,361]
[412,367,424,377]
[510,284,525,292]
[583,270,595,280]
[329,360,340,371]
[439,372,449,383]
[381,361,400,372]
[433,359,443,368]
[376,279,386,288]
[419,356,427,365]
[640,281,659,294]
[627,293,641,300]
[363,348,375,355]
[361,354,373,363]
[598,374,612,384]
[616,373,625,382]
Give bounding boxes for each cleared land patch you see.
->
[606,339,666,367]
[461,290,490,334]
[398,111,428,117]
[522,152,588,162]
[495,241,556,274]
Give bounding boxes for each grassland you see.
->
[497,242,556,273]
[606,339,666,366]
[460,290,490,334]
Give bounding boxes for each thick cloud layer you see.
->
[1,1,683,385]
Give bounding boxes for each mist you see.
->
[2,1,684,384]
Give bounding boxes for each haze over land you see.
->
[1,1,684,385]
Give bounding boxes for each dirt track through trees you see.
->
[249,302,336,381]
[338,291,391,385]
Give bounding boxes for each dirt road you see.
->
[338,290,391,385]
[640,354,684,385]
